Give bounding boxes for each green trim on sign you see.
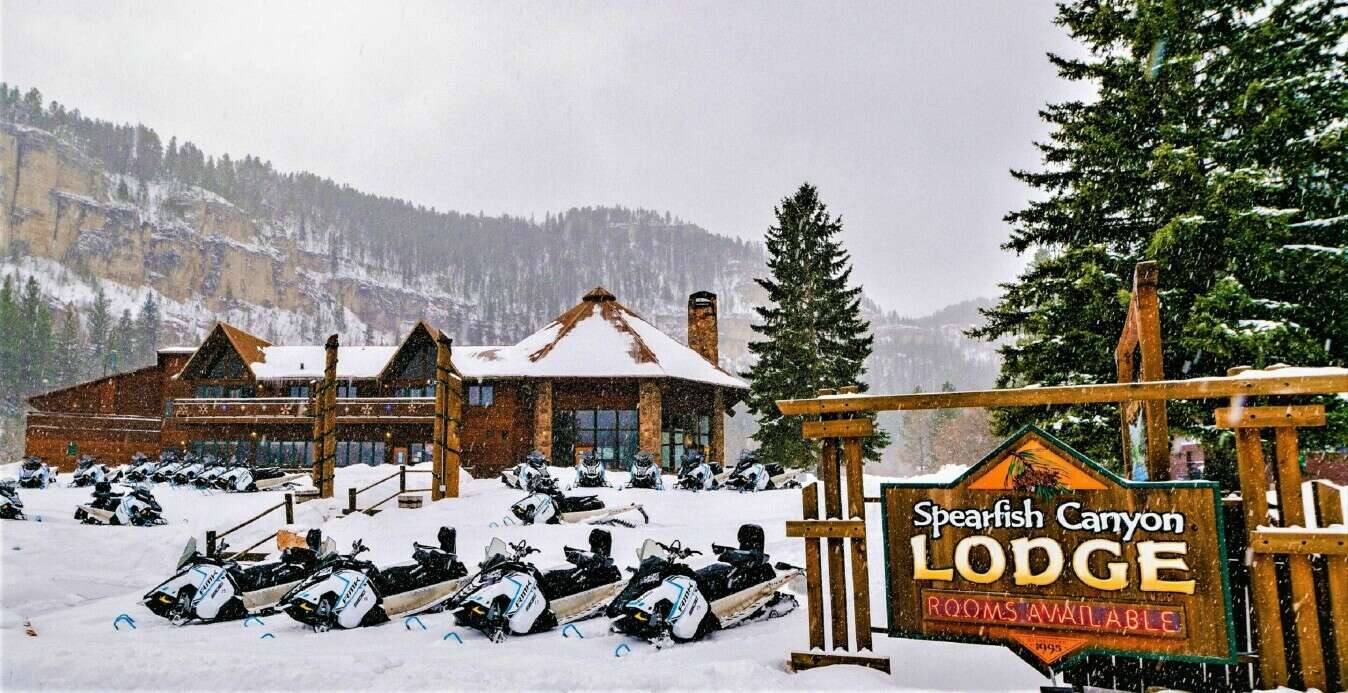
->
[878,424,1238,674]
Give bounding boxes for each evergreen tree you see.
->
[87,287,113,377]
[135,292,161,365]
[745,183,890,466]
[53,303,83,387]
[110,309,134,374]
[0,277,18,405]
[972,0,1347,484]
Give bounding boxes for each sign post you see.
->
[881,426,1234,675]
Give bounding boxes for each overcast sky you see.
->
[2,1,1089,316]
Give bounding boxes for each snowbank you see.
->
[1,465,1045,691]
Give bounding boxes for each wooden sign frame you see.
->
[880,425,1236,675]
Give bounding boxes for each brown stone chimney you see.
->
[687,291,718,365]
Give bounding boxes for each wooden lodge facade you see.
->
[25,288,747,475]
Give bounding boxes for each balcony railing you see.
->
[170,397,435,423]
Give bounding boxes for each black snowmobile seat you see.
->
[437,527,457,554]
[558,494,603,514]
[738,524,765,553]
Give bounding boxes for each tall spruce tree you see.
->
[135,292,161,366]
[87,287,112,377]
[53,303,83,387]
[746,183,889,466]
[972,0,1347,485]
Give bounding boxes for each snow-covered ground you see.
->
[0,463,1050,692]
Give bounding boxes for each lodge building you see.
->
[24,288,746,475]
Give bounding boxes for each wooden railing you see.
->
[205,493,295,561]
[170,397,435,423]
[344,465,435,515]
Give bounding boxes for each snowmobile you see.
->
[452,530,625,643]
[282,527,469,631]
[511,476,649,527]
[608,524,800,647]
[70,456,109,487]
[192,459,232,488]
[573,451,609,488]
[151,455,186,483]
[0,480,25,520]
[74,481,166,526]
[501,450,552,491]
[172,458,207,485]
[18,457,57,489]
[144,529,328,625]
[215,466,306,492]
[723,451,807,492]
[624,451,663,490]
[124,453,160,483]
[674,450,719,491]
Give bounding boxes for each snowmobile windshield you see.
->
[176,537,199,570]
[485,538,509,560]
[22,460,40,471]
[637,539,668,562]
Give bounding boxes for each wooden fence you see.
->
[343,465,434,515]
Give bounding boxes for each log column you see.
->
[533,381,553,458]
[638,381,662,467]
[711,388,726,465]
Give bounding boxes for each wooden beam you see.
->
[801,418,874,439]
[843,437,872,652]
[1235,428,1288,687]
[1214,405,1326,429]
[790,651,891,674]
[775,371,1348,415]
[1273,427,1326,691]
[1312,481,1348,689]
[800,482,824,651]
[785,519,866,539]
[1250,529,1348,556]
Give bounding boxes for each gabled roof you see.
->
[175,322,272,380]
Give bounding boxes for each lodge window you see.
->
[258,440,313,467]
[468,385,494,407]
[408,442,434,464]
[394,383,435,397]
[662,412,711,470]
[337,383,359,398]
[552,409,638,468]
[288,384,311,398]
[336,441,387,467]
[194,385,255,398]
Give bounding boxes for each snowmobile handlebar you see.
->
[656,540,701,559]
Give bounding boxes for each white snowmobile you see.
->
[192,459,232,488]
[151,455,186,483]
[674,450,719,491]
[215,466,306,492]
[624,451,663,490]
[124,453,159,483]
[723,451,807,492]
[501,450,552,491]
[70,456,110,487]
[451,530,625,643]
[607,525,800,647]
[172,458,207,485]
[574,450,609,488]
[144,530,329,624]
[74,481,166,526]
[282,527,469,631]
[511,476,649,528]
[18,457,57,489]
[0,480,26,520]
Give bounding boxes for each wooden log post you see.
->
[1273,427,1326,691]
[283,493,294,524]
[309,335,339,499]
[1219,401,1291,688]
[432,334,462,501]
[1116,261,1170,480]
[1313,481,1348,690]
[786,385,889,674]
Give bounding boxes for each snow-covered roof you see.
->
[157,346,198,354]
[444,287,746,389]
[251,345,398,380]
[201,287,746,390]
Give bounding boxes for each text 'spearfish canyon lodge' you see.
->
[24,288,745,474]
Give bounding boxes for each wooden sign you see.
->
[881,426,1234,674]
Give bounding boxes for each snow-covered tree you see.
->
[973,0,1347,484]
[746,183,889,467]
